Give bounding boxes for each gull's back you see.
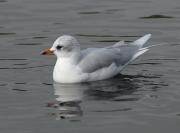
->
[78,34,151,74]
[78,45,138,73]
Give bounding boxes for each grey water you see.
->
[0,0,180,132]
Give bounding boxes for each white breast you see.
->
[53,58,88,83]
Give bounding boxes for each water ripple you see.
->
[12,88,28,92]
[113,97,139,102]
[0,83,7,86]
[79,11,101,15]
[0,58,27,61]
[13,63,28,66]
[144,58,178,61]
[42,83,53,86]
[0,0,7,2]
[15,43,42,46]
[131,62,161,66]
[93,108,132,112]
[0,65,52,70]
[96,40,132,43]
[0,32,16,35]
[75,34,141,38]
[32,36,48,39]
[139,14,174,19]
[15,82,26,84]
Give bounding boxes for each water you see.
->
[0,0,180,132]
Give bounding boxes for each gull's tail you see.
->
[132,34,152,48]
[118,34,152,71]
[132,42,168,60]
[118,34,168,72]
[125,34,151,63]
[131,34,168,63]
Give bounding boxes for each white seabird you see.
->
[41,34,152,83]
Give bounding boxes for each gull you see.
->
[41,34,153,83]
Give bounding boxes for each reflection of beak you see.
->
[41,48,54,55]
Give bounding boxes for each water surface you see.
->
[0,0,180,133]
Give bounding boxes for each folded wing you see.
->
[78,34,151,73]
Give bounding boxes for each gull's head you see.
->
[41,35,80,58]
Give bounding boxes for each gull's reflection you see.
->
[52,74,144,120]
[53,83,86,120]
[84,74,139,101]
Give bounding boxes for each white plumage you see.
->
[47,34,152,83]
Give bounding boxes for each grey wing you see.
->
[78,45,138,73]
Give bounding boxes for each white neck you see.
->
[57,51,81,65]
[53,52,84,83]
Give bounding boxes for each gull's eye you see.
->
[56,45,63,50]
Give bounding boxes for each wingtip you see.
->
[134,33,152,45]
[145,34,152,39]
[141,33,152,41]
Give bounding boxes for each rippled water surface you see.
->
[0,0,180,133]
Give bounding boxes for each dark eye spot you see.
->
[56,45,63,50]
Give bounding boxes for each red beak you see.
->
[41,48,54,55]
